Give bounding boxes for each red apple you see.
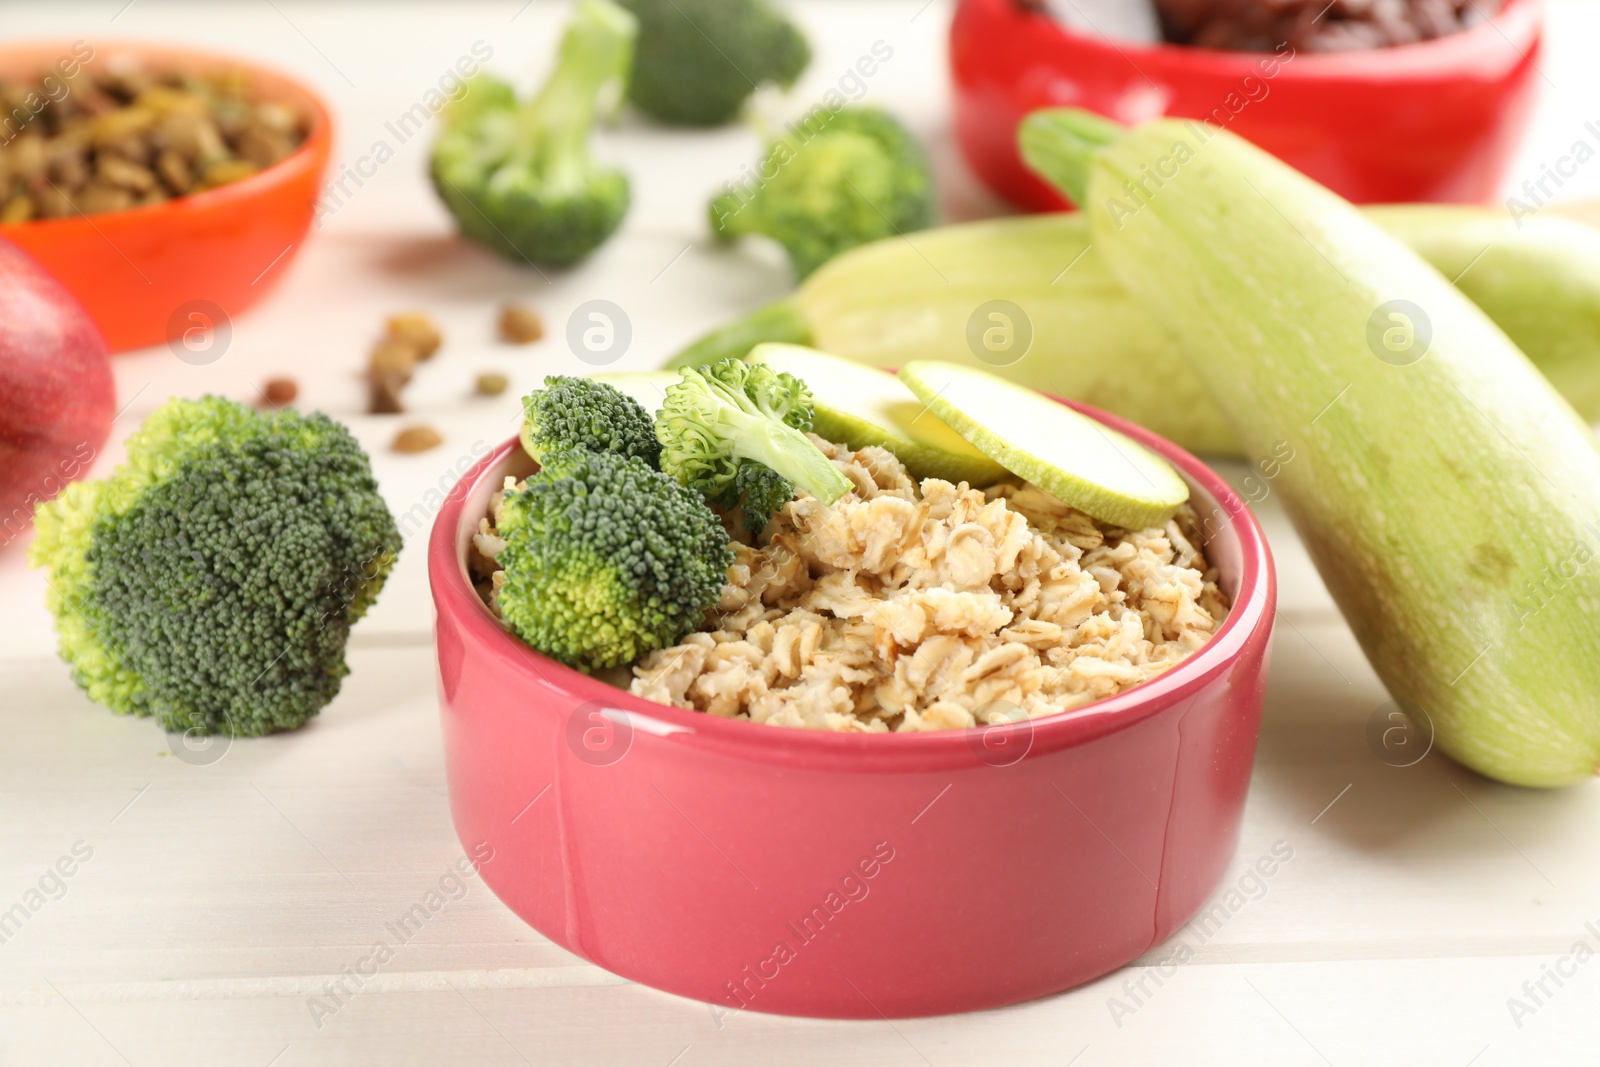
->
[0,236,115,550]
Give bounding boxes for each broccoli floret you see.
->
[29,397,400,737]
[496,450,730,672]
[437,71,517,129]
[520,375,661,466]
[620,0,809,126]
[732,462,794,535]
[430,0,637,266]
[655,358,851,516]
[710,107,936,279]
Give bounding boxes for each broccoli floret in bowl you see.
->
[519,375,661,466]
[495,450,730,673]
[430,0,637,266]
[29,396,400,737]
[655,357,851,522]
[621,0,809,126]
[729,461,796,537]
[710,106,936,279]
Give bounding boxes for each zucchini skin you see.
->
[671,211,1600,458]
[1087,120,1600,788]
[670,297,813,370]
[1369,206,1600,427]
[674,214,1237,453]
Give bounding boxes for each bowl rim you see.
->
[0,38,333,234]
[428,395,1276,770]
[989,0,1540,77]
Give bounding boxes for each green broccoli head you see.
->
[710,107,936,279]
[655,358,850,514]
[621,0,809,126]
[430,0,637,266]
[520,375,661,466]
[496,450,731,671]
[29,397,400,737]
[437,72,517,129]
[732,462,794,536]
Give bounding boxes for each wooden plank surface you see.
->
[2,2,1598,1064]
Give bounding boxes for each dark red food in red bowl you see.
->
[428,400,1276,1018]
[953,0,1542,210]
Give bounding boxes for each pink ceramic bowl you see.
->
[428,400,1276,1018]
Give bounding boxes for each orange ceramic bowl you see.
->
[0,42,332,353]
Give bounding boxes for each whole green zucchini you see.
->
[669,209,1600,457]
[1022,108,1600,788]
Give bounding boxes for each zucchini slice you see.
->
[748,344,1009,485]
[898,360,1188,529]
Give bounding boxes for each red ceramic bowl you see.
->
[952,0,1542,211]
[428,401,1276,1018]
[0,42,332,353]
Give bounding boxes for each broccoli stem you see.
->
[705,379,852,505]
[516,0,635,193]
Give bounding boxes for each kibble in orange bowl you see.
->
[0,42,332,353]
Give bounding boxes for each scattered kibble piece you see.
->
[369,337,419,377]
[369,375,407,415]
[260,377,298,406]
[393,424,443,453]
[0,61,307,221]
[366,311,446,414]
[386,312,443,361]
[498,303,544,344]
[367,336,418,414]
[475,371,510,397]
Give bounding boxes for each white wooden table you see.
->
[3,2,1598,1064]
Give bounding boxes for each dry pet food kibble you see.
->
[260,377,298,407]
[366,311,444,414]
[385,312,443,361]
[498,304,544,344]
[0,59,307,221]
[367,339,417,415]
[392,425,443,453]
